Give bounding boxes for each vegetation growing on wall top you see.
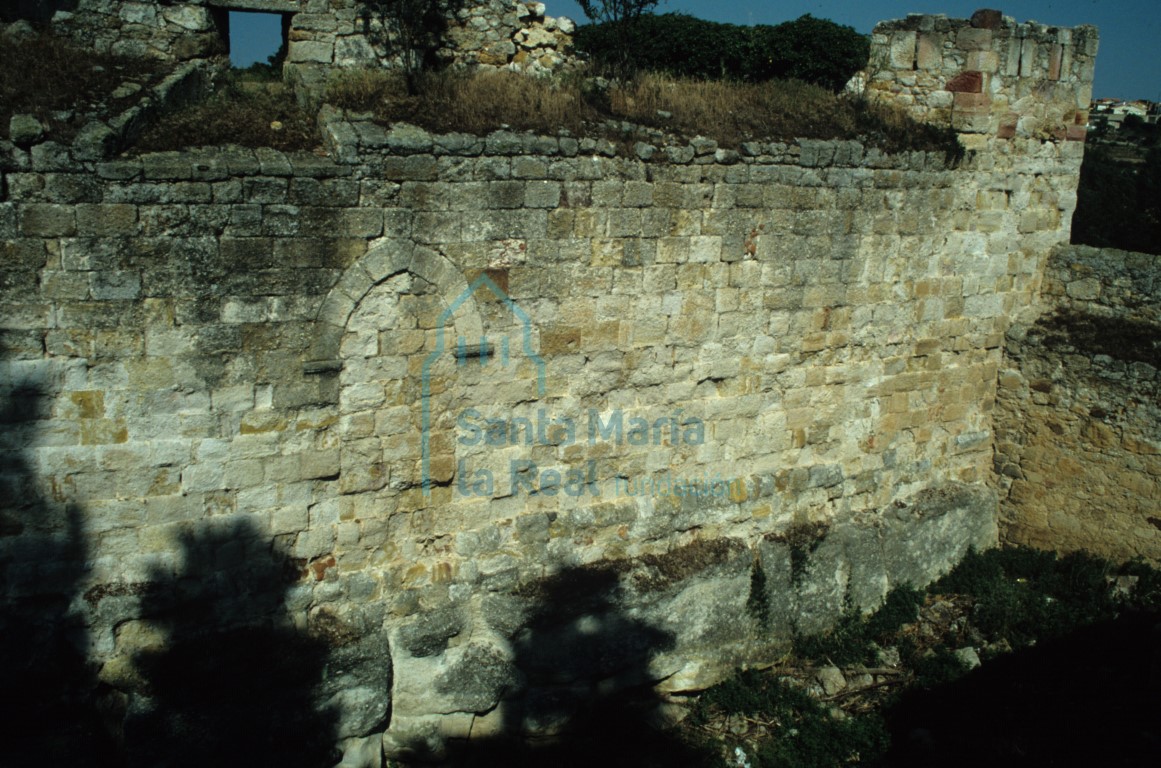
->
[134,70,318,153]
[574,13,869,92]
[0,31,158,143]
[320,68,961,156]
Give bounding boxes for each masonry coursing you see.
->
[995,245,1161,563]
[0,5,1129,763]
[51,0,576,75]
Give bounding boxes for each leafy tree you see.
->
[755,14,870,92]
[358,0,463,94]
[577,0,665,26]
[575,13,869,92]
[576,0,667,74]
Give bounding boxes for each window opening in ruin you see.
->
[226,10,290,72]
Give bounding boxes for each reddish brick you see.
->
[1066,125,1088,141]
[947,70,984,93]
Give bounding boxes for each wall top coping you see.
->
[873,10,1098,42]
[1,125,1089,183]
[0,132,965,181]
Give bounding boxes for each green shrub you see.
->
[573,13,869,91]
[794,585,924,666]
[695,670,890,768]
[750,15,872,91]
[910,645,970,689]
[930,546,1118,648]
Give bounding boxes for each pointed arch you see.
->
[305,239,484,371]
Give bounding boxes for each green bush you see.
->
[930,547,1117,648]
[694,670,890,768]
[794,586,924,666]
[573,13,869,91]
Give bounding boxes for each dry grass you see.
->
[133,77,319,153]
[0,31,157,141]
[326,68,959,156]
[326,68,597,136]
[1,31,952,158]
[609,73,854,145]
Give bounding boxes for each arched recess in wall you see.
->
[308,241,483,502]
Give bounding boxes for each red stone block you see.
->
[1066,124,1088,141]
[947,71,984,93]
[997,122,1017,139]
[971,9,1003,29]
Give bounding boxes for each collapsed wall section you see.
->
[995,245,1161,563]
[46,0,575,74]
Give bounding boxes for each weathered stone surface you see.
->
[8,114,44,146]
[816,665,846,695]
[870,14,1097,144]
[397,606,463,658]
[0,7,1110,764]
[946,70,984,93]
[996,245,1161,564]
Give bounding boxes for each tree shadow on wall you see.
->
[442,566,720,768]
[885,610,1161,767]
[127,520,340,768]
[0,383,119,766]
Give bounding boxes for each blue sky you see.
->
[230,1,1159,100]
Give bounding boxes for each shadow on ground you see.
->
[886,610,1161,767]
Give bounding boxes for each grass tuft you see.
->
[133,73,319,153]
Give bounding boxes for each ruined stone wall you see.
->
[0,129,1082,756]
[48,0,575,74]
[866,10,1097,148]
[995,245,1161,564]
[0,9,1102,763]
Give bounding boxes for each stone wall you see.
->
[47,0,575,74]
[0,9,1101,764]
[0,130,1081,758]
[865,10,1097,147]
[995,245,1161,563]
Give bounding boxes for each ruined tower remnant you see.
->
[866,10,1097,146]
[49,0,575,74]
